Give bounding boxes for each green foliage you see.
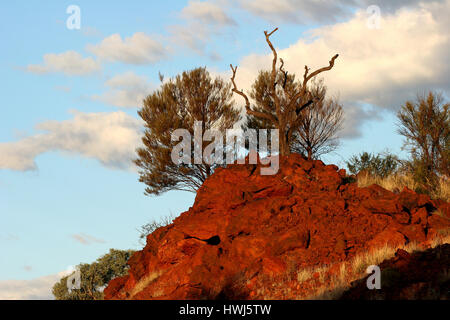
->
[52,249,135,300]
[346,152,400,178]
[135,67,241,195]
[397,91,449,190]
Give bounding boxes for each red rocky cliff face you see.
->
[104,154,450,300]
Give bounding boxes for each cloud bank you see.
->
[0,271,70,300]
[86,32,167,65]
[27,51,100,76]
[182,1,237,26]
[237,0,447,24]
[0,111,142,171]
[92,72,153,108]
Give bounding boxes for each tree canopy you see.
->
[52,249,135,300]
[346,151,400,178]
[230,27,339,156]
[135,67,241,195]
[245,72,343,159]
[397,91,449,189]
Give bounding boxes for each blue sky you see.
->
[0,0,448,299]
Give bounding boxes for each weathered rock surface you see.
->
[104,154,450,300]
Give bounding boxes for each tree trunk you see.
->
[307,148,313,161]
[279,128,290,156]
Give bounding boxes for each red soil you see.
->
[104,154,450,300]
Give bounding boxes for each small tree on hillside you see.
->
[397,91,449,189]
[52,249,135,300]
[135,67,241,195]
[230,27,339,156]
[244,71,343,159]
[346,152,400,178]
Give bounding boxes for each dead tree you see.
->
[230,27,339,156]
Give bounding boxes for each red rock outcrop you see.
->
[104,154,450,300]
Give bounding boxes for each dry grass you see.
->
[357,173,450,202]
[430,177,450,202]
[350,242,422,277]
[296,268,313,283]
[128,270,162,299]
[357,173,418,193]
[296,234,450,300]
[432,209,446,218]
[247,231,449,300]
[430,230,450,248]
[351,245,397,275]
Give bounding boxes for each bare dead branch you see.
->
[296,99,314,115]
[230,64,277,122]
[280,58,288,89]
[303,54,339,89]
[265,27,278,37]
[264,28,282,119]
[286,54,339,115]
[303,66,310,85]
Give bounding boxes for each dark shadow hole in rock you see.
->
[207,235,221,245]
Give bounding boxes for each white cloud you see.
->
[228,0,450,137]
[92,72,153,108]
[238,0,354,24]
[26,51,100,76]
[182,1,236,25]
[168,24,210,54]
[237,0,447,24]
[358,0,447,13]
[0,271,70,300]
[87,32,166,65]
[71,233,105,245]
[0,111,142,171]
[169,1,236,56]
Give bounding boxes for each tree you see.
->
[52,249,135,300]
[245,72,343,159]
[291,79,343,159]
[230,27,339,156]
[397,91,449,189]
[135,67,241,195]
[346,152,400,178]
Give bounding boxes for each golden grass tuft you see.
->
[247,232,449,300]
[431,177,450,202]
[357,173,417,193]
[296,268,313,283]
[357,173,449,202]
[296,234,450,300]
[128,270,162,299]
